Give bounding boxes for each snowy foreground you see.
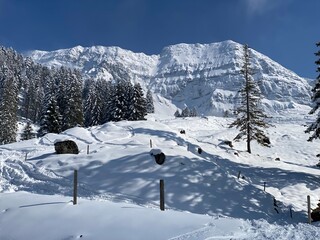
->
[1,114,320,239]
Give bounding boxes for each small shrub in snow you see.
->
[311,200,320,222]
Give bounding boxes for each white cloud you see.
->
[244,0,284,15]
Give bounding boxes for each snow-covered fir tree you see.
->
[306,42,320,141]
[146,89,155,113]
[84,79,100,127]
[60,68,84,130]
[189,107,198,117]
[123,82,134,120]
[181,107,190,117]
[101,80,113,123]
[84,78,110,126]
[108,81,127,122]
[174,107,197,118]
[229,44,271,153]
[0,63,19,144]
[38,95,62,137]
[21,122,36,140]
[174,109,181,117]
[38,75,62,137]
[132,83,147,120]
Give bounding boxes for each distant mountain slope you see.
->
[26,40,312,116]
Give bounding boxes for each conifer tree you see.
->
[121,81,134,120]
[306,42,320,141]
[38,95,62,137]
[229,44,271,153]
[132,83,147,120]
[38,73,62,137]
[181,107,190,117]
[190,107,198,117]
[21,122,36,140]
[61,69,84,130]
[108,81,126,122]
[146,89,155,113]
[84,78,109,126]
[84,81,99,127]
[102,81,113,123]
[0,64,18,144]
[174,109,181,117]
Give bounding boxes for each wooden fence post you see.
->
[87,145,89,154]
[150,139,153,148]
[160,179,165,211]
[307,195,311,224]
[290,207,293,219]
[73,170,78,205]
[24,152,28,161]
[237,171,241,179]
[263,182,266,191]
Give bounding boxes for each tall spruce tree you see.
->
[306,42,320,141]
[108,81,127,122]
[61,69,84,130]
[181,107,190,117]
[84,80,99,127]
[38,95,62,137]
[132,83,147,120]
[146,89,155,113]
[84,78,110,126]
[0,64,19,144]
[123,81,136,120]
[38,72,62,137]
[229,44,271,153]
[21,122,36,140]
[101,80,113,123]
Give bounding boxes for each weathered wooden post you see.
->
[160,179,165,211]
[73,170,78,205]
[24,152,28,161]
[263,182,266,191]
[290,207,293,219]
[237,171,241,179]
[150,139,153,148]
[87,145,89,154]
[307,195,311,223]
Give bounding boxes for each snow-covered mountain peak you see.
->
[26,40,312,116]
[159,40,241,67]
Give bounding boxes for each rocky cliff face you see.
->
[26,40,312,116]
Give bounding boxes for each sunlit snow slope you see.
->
[1,114,320,239]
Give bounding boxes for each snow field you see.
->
[0,115,320,239]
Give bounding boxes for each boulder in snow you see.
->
[150,149,166,165]
[54,140,79,154]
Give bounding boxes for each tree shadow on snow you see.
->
[71,150,304,224]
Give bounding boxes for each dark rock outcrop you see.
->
[54,140,79,154]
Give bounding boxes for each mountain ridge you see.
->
[26,40,312,116]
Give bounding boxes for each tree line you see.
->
[0,46,154,144]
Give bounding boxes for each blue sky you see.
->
[0,0,319,78]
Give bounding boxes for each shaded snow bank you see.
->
[0,192,319,240]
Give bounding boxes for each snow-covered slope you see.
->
[1,116,320,239]
[26,40,312,116]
